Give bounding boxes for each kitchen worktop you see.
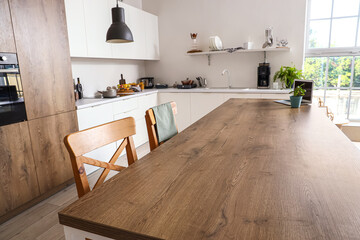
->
[76,88,289,110]
[76,90,158,109]
[157,87,290,94]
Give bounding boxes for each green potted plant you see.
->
[289,84,306,108]
[273,66,304,89]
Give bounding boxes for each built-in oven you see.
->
[0,53,27,127]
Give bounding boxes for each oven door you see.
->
[0,53,27,127]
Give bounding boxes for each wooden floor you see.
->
[0,143,150,240]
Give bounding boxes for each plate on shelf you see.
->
[209,36,223,51]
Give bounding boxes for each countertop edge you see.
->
[76,88,290,110]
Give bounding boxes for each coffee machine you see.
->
[258,63,270,88]
[257,52,271,89]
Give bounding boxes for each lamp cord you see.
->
[116,0,123,7]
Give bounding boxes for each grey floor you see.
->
[0,143,150,240]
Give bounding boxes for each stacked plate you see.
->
[209,36,223,51]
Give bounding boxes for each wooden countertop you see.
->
[59,99,360,240]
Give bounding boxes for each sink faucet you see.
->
[222,69,231,88]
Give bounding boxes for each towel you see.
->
[152,103,177,143]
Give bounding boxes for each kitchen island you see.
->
[59,99,360,240]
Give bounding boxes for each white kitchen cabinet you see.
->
[111,2,146,59]
[64,0,88,57]
[223,93,262,101]
[65,1,160,60]
[83,0,112,58]
[158,93,191,132]
[260,93,290,99]
[144,11,160,60]
[190,93,225,124]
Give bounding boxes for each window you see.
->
[304,0,360,121]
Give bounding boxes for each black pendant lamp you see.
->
[106,0,134,43]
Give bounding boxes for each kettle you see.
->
[139,77,154,89]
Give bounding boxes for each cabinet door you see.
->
[158,93,191,132]
[0,122,40,217]
[0,0,16,52]
[190,93,225,124]
[144,11,160,60]
[28,111,78,194]
[64,0,87,57]
[223,93,262,101]
[84,0,112,58]
[111,2,146,59]
[9,0,75,120]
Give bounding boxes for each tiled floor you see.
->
[0,143,150,240]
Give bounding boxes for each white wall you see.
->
[71,58,146,97]
[142,0,307,88]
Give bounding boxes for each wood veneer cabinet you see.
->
[9,0,75,120]
[28,111,78,194]
[0,0,79,223]
[0,0,16,52]
[0,122,40,217]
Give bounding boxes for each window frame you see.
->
[305,0,360,121]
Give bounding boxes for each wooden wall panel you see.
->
[0,122,40,216]
[9,0,75,120]
[28,111,78,194]
[0,0,16,53]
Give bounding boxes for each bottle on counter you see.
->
[119,74,126,85]
[74,79,79,101]
[76,77,83,99]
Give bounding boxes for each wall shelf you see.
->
[187,47,290,65]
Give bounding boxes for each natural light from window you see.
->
[304,0,360,121]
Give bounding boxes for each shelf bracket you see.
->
[207,54,211,66]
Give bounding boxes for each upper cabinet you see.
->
[9,0,75,120]
[64,0,160,60]
[0,0,16,52]
[144,11,160,60]
[84,0,112,58]
[64,0,88,57]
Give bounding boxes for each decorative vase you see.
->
[290,96,303,108]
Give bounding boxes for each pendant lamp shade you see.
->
[106,5,133,43]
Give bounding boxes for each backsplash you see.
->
[71,58,146,98]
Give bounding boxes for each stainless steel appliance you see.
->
[139,77,154,89]
[0,53,27,127]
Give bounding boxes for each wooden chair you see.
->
[64,117,138,198]
[318,98,349,129]
[145,102,178,151]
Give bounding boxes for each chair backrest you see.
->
[64,117,138,198]
[318,97,334,121]
[145,102,178,151]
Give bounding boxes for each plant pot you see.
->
[290,96,303,108]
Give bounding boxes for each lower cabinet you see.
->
[190,93,225,124]
[28,111,78,194]
[158,92,291,132]
[0,122,40,217]
[158,93,192,132]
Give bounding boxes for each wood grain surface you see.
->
[0,0,16,52]
[0,122,40,217]
[29,111,78,194]
[59,99,360,240]
[9,0,75,120]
